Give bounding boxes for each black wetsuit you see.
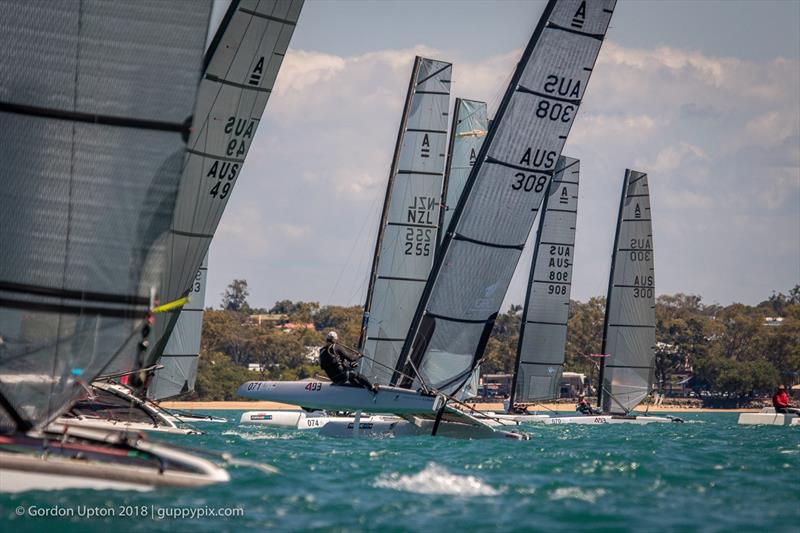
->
[319,343,376,390]
[576,401,598,415]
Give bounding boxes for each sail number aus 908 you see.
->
[512,173,547,192]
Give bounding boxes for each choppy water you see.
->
[3,412,799,532]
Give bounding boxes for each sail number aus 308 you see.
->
[512,173,547,192]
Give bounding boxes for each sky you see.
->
[207,0,800,311]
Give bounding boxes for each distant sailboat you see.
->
[543,170,682,424]
[239,0,617,439]
[494,156,579,422]
[68,0,303,432]
[0,1,229,490]
[358,56,453,386]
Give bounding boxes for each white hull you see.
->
[239,410,376,430]
[0,425,229,493]
[483,412,552,423]
[319,415,526,440]
[540,414,680,425]
[738,408,800,426]
[53,416,198,435]
[168,413,227,424]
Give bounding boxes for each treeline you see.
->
[193,282,800,401]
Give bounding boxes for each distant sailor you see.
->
[576,394,599,415]
[772,384,800,415]
[319,331,379,392]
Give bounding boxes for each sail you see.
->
[438,99,488,248]
[102,0,304,378]
[394,0,616,394]
[147,252,208,400]
[358,57,452,385]
[0,1,210,431]
[600,170,656,414]
[511,157,579,404]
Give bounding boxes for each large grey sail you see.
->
[358,57,452,385]
[394,0,616,394]
[600,170,656,414]
[147,252,208,400]
[511,157,579,404]
[0,1,209,430]
[439,99,488,248]
[103,0,304,378]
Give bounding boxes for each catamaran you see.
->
[62,0,304,433]
[738,408,800,426]
[0,1,230,490]
[239,0,618,438]
[542,170,682,425]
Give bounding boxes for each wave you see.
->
[374,462,500,497]
[222,429,297,441]
[549,487,607,504]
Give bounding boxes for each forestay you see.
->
[147,252,208,400]
[511,156,579,404]
[438,99,488,248]
[395,0,616,394]
[600,170,656,414]
[118,0,304,378]
[359,57,452,385]
[0,1,209,431]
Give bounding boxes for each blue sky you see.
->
[207,0,800,310]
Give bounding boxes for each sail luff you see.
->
[357,57,452,385]
[600,170,656,414]
[358,56,423,351]
[393,0,616,393]
[511,156,579,405]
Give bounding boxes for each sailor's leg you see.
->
[347,371,378,392]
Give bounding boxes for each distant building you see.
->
[764,317,784,327]
[276,322,316,332]
[246,313,288,326]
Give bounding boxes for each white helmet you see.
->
[326,331,338,342]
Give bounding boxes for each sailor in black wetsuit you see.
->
[319,331,379,392]
[576,394,600,415]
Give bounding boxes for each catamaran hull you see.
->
[237,381,438,414]
[319,416,528,440]
[0,427,229,493]
[541,414,680,425]
[239,410,386,430]
[738,409,800,426]
[484,412,552,423]
[168,413,227,424]
[53,416,198,435]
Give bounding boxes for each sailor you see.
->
[576,394,599,415]
[772,384,800,414]
[319,331,379,392]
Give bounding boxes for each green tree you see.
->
[221,279,250,312]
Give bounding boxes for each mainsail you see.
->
[394,0,616,394]
[102,0,304,379]
[510,156,580,404]
[358,57,452,385]
[147,252,208,400]
[598,170,656,414]
[438,98,488,249]
[0,1,210,431]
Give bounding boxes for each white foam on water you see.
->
[374,462,500,497]
[222,430,296,441]
[549,487,607,504]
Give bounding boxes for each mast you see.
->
[436,96,461,255]
[393,0,617,393]
[358,56,422,351]
[597,171,628,408]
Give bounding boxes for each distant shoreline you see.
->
[160,401,761,413]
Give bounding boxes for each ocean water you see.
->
[3,412,799,532]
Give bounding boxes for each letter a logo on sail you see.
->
[420,133,430,158]
[559,186,569,204]
[249,56,265,86]
[634,203,642,219]
[572,1,587,29]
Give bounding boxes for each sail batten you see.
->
[394,0,616,393]
[358,57,452,386]
[511,156,580,404]
[599,170,656,415]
